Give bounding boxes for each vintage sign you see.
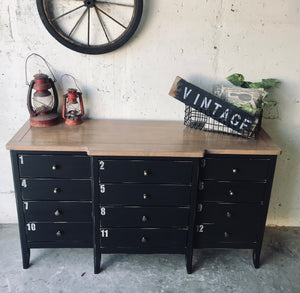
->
[169,76,258,133]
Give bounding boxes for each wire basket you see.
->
[184,105,263,139]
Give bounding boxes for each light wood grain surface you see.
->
[6,119,281,157]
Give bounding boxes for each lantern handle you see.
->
[60,74,82,93]
[25,53,57,85]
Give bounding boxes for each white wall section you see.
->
[0,0,300,225]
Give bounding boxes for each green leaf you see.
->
[260,79,280,89]
[231,102,257,114]
[248,82,263,89]
[226,73,245,86]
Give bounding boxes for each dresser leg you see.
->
[185,251,193,274]
[252,248,261,269]
[22,247,30,269]
[94,252,101,274]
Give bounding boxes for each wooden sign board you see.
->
[169,76,257,134]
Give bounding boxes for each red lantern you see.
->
[27,73,59,127]
[63,88,84,125]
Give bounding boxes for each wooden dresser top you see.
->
[6,119,281,157]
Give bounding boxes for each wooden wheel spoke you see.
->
[95,1,134,8]
[69,7,88,37]
[95,5,126,29]
[95,7,110,42]
[52,5,85,22]
[88,7,91,46]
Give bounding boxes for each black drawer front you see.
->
[98,160,193,184]
[19,155,91,178]
[100,228,187,248]
[24,202,92,222]
[100,207,189,228]
[99,184,191,206]
[196,203,261,225]
[201,157,271,181]
[26,223,92,242]
[200,181,266,203]
[194,223,258,246]
[21,179,91,201]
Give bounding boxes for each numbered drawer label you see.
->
[196,203,261,225]
[19,155,91,178]
[194,223,258,247]
[98,159,193,184]
[100,207,190,228]
[99,183,191,206]
[26,223,92,242]
[100,228,187,249]
[26,223,37,231]
[200,181,266,203]
[24,202,92,222]
[21,179,92,201]
[201,157,271,181]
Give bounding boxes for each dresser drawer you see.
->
[196,203,261,225]
[194,223,258,246]
[98,159,193,184]
[201,157,271,181]
[21,179,91,201]
[26,222,92,242]
[18,155,91,178]
[200,181,266,203]
[100,207,189,228]
[100,228,187,248]
[99,184,191,206]
[24,202,92,222]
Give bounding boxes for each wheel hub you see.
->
[84,0,95,8]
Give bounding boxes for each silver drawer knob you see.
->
[143,170,149,176]
[229,190,234,196]
[56,230,62,237]
[54,210,61,216]
[232,168,238,174]
[53,188,60,194]
[226,212,232,219]
[141,236,147,243]
[224,232,230,238]
[143,194,149,200]
[52,165,58,171]
[142,216,148,222]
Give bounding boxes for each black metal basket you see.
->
[184,105,263,139]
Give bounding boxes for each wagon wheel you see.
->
[36,0,143,54]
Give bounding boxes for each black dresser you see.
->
[6,119,280,273]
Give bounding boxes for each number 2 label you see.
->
[197,225,204,233]
[99,161,105,170]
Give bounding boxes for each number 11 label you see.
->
[100,229,108,238]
